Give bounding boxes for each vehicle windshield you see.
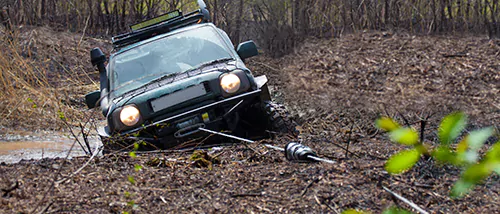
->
[109,25,234,97]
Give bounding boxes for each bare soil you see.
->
[1,32,499,213]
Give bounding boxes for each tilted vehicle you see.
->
[85,0,296,152]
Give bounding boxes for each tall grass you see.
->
[0,27,100,130]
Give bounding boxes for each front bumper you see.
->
[101,88,267,149]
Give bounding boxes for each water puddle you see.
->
[0,129,100,164]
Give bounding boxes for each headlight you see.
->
[220,73,241,93]
[120,105,141,127]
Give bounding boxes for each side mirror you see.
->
[85,91,101,109]
[236,41,258,60]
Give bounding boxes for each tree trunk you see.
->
[121,0,127,30]
[234,0,243,45]
[103,0,112,34]
[440,0,447,31]
[213,0,218,25]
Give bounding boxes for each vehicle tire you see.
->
[263,101,298,137]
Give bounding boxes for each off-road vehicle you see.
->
[85,0,296,152]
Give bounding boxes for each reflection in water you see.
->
[0,130,99,163]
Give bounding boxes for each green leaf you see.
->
[461,163,491,183]
[128,175,136,185]
[438,112,466,145]
[485,141,500,162]
[461,150,479,164]
[456,138,468,154]
[342,209,369,214]
[385,148,421,174]
[433,146,459,165]
[389,128,419,145]
[134,164,143,172]
[376,117,400,132]
[382,206,413,214]
[133,142,140,151]
[129,151,136,158]
[57,110,67,121]
[489,161,500,175]
[451,179,475,198]
[467,127,494,151]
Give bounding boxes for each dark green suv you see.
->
[85,0,296,152]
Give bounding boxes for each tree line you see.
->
[1,0,499,56]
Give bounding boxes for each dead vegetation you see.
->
[0,29,499,213]
[0,26,108,130]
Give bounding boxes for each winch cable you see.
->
[198,127,335,164]
[199,128,431,213]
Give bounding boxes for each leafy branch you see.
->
[376,112,499,197]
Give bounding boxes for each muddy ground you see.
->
[1,32,499,213]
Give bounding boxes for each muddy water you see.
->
[0,129,100,163]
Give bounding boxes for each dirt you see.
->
[0,31,499,213]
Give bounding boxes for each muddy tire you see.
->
[263,101,298,137]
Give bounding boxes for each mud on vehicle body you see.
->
[84,0,296,152]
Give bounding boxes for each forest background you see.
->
[1,0,500,57]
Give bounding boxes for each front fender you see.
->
[254,75,271,101]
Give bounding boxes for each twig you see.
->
[397,110,411,127]
[55,145,102,185]
[301,177,321,197]
[419,119,426,144]
[79,123,92,155]
[442,53,467,58]
[382,185,429,214]
[230,193,262,198]
[321,138,361,158]
[30,131,78,213]
[159,196,167,204]
[316,194,340,214]
[76,14,90,51]
[345,124,354,159]
[38,201,54,214]
[61,119,89,155]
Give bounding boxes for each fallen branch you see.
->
[382,185,429,214]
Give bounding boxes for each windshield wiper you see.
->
[191,57,234,71]
[148,57,234,85]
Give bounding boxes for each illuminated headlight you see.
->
[120,105,141,127]
[220,73,241,93]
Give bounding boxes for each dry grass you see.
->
[0,26,107,130]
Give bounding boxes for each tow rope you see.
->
[198,127,335,164]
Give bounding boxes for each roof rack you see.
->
[112,1,210,49]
